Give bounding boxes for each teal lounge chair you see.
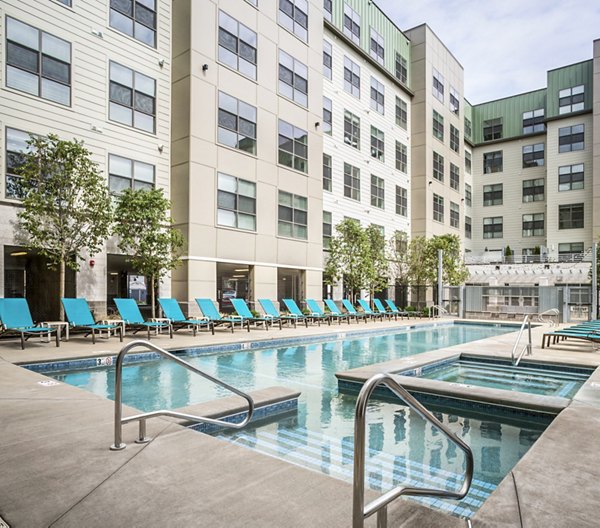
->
[306,299,348,325]
[258,299,307,328]
[195,298,250,333]
[324,299,360,324]
[357,299,385,321]
[283,298,328,326]
[231,298,282,330]
[385,299,410,319]
[62,298,123,344]
[114,298,173,340]
[0,298,59,349]
[341,299,369,323]
[158,298,214,336]
[373,298,397,320]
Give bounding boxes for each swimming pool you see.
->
[42,323,541,518]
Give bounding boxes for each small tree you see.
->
[114,188,184,318]
[425,234,469,285]
[17,134,113,320]
[365,225,389,304]
[388,230,410,285]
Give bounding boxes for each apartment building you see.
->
[0,0,171,319]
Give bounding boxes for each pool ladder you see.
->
[511,314,533,367]
[353,372,474,528]
[109,340,254,450]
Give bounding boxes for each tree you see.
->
[364,225,389,304]
[17,134,113,321]
[388,230,410,285]
[425,234,469,285]
[114,188,184,318]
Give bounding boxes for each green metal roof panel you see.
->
[546,60,593,118]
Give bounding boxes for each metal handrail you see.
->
[429,304,449,318]
[353,373,473,528]
[110,340,254,450]
[537,308,559,327]
[511,314,533,366]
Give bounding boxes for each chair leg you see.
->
[119,326,123,342]
[55,330,60,348]
[20,332,25,350]
[147,327,151,340]
[92,328,96,345]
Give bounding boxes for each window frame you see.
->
[343,56,360,98]
[483,183,503,206]
[450,163,460,191]
[109,0,157,48]
[370,76,384,114]
[450,201,460,228]
[482,117,503,141]
[217,91,257,155]
[395,141,407,173]
[522,108,544,134]
[278,49,308,107]
[216,172,257,232]
[558,203,584,230]
[522,143,544,168]
[323,153,332,192]
[522,213,544,237]
[370,174,384,209]
[483,216,503,239]
[433,110,444,141]
[483,150,503,173]
[370,125,384,162]
[217,10,257,80]
[278,190,308,239]
[522,178,545,202]
[559,85,584,115]
[558,124,584,153]
[343,162,360,201]
[278,119,308,173]
[558,163,584,192]
[278,0,309,42]
[433,193,444,223]
[343,110,360,149]
[343,3,361,45]
[395,185,407,217]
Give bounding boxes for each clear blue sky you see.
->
[375,0,600,103]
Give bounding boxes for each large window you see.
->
[370,175,384,209]
[322,97,332,135]
[218,91,257,154]
[395,141,407,173]
[6,17,71,106]
[433,193,444,223]
[559,85,584,114]
[279,0,308,42]
[483,217,503,239]
[323,153,332,192]
[395,52,407,84]
[450,163,460,191]
[395,185,407,216]
[218,11,257,80]
[217,173,256,231]
[278,120,308,173]
[370,126,384,162]
[483,117,502,141]
[323,40,332,80]
[450,125,459,152]
[109,154,155,195]
[323,0,332,22]
[109,62,156,133]
[522,213,544,237]
[450,87,460,115]
[483,151,503,173]
[558,124,584,153]
[450,202,460,228]
[464,117,472,138]
[343,3,360,44]
[279,50,308,106]
[465,183,472,207]
[432,68,444,102]
[370,28,384,65]
[5,127,31,199]
[465,151,472,174]
[559,242,584,259]
[559,163,584,192]
[343,56,360,98]
[433,152,444,182]
[558,203,584,230]
[465,216,472,239]
[522,109,544,134]
[522,178,544,202]
[370,77,385,114]
[110,0,157,47]
[395,97,407,130]
[522,143,544,168]
[278,191,307,239]
[344,110,360,148]
[344,163,360,201]
[323,211,332,249]
[483,183,502,206]
[433,110,444,141]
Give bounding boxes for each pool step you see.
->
[458,361,589,381]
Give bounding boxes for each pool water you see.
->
[47,323,544,518]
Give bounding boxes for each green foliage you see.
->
[387,230,409,285]
[504,245,513,256]
[424,234,469,286]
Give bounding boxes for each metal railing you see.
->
[511,314,533,367]
[110,340,254,450]
[429,304,449,318]
[352,373,473,528]
[537,308,559,327]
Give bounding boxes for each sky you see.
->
[374,0,600,104]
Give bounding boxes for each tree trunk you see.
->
[59,259,65,321]
[150,273,156,319]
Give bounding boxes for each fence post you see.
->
[437,250,443,310]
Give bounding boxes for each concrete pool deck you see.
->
[1,317,600,526]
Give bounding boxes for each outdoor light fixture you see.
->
[234,268,248,272]
[202,64,209,71]
[89,259,95,268]
[9,251,27,257]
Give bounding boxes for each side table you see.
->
[41,321,70,341]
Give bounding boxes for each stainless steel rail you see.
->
[537,308,559,327]
[511,314,533,367]
[429,304,449,318]
[110,340,254,450]
[352,373,474,528]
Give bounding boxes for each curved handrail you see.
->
[537,308,559,327]
[429,304,449,318]
[353,373,473,527]
[110,340,254,450]
[511,314,533,366]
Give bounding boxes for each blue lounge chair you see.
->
[357,299,385,321]
[324,299,360,324]
[158,298,214,336]
[283,298,328,326]
[195,298,250,333]
[114,298,173,340]
[259,299,307,328]
[385,299,411,319]
[231,298,282,330]
[62,298,123,344]
[373,298,397,320]
[0,298,59,349]
[306,299,348,325]
[542,327,600,348]
[341,299,369,323]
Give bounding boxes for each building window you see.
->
[483,151,502,173]
[278,120,308,173]
[279,0,308,42]
[343,3,360,44]
[483,183,502,206]
[522,213,544,237]
[370,77,384,114]
[433,152,444,182]
[450,87,460,115]
[56,0,72,5]
[483,117,502,141]
[450,163,460,191]
[370,175,384,209]
[465,216,472,239]
[323,0,332,22]
[522,108,544,134]
[433,193,444,223]
[450,125,460,152]
[323,40,332,80]
[395,97,407,130]
[522,143,544,168]
[109,154,155,195]
[109,0,157,47]
[558,203,584,229]
[395,52,407,84]
[278,191,307,239]
[559,163,584,192]
[558,124,584,153]
[396,185,407,216]
[522,178,544,202]
[6,17,71,106]
[218,11,257,80]
[465,183,472,207]
[5,127,31,199]
[370,28,384,65]
[370,126,384,161]
[432,68,444,102]
[323,211,332,249]
[433,110,444,141]
[218,91,257,154]
[395,141,407,173]
[465,150,472,174]
[559,242,584,258]
[344,163,360,201]
[483,217,503,239]
[322,97,332,135]
[323,153,332,192]
[450,202,460,228]
[559,85,584,114]
[343,110,360,148]
[217,173,257,231]
[343,56,360,98]
[464,117,472,138]
[109,61,156,133]
[279,50,308,107]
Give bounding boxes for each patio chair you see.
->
[306,299,348,325]
[258,299,307,328]
[195,298,250,333]
[357,299,385,321]
[62,298,124,344]
[0,298,59,350]
[114,298,173,340]
[341,299,370,323]
[324,299,360,324]
[385,299,411,319]
[231,298,282,330]
[158,298,214,336]
[373,298,397,320]
[283,298,328,326]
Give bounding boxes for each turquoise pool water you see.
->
[47,323,546,518]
